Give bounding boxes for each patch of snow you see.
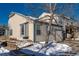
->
[17,41,33,48]
[53,43,72,52]
[0,47,10,56]
[75,37,79,40]
[34,43,43,49]
[44,43,72,55]
[20,42,72,56]
[40,42,45,44]
[39,12,51,18]
[27,16,38,20]
[23,43,44,52]
[0,47,9,53]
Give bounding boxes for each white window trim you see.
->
[20,24,26,37]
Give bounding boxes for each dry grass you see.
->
[0,35,9,42]
[0,36,19,50]
[62,40,79,53]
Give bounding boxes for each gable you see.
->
[8,13,35,26]
[39,13,62,25]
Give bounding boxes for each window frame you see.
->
[10,29,12,35]
[36,24,41,35]
[20,24,25,36]
[20,23,28,37]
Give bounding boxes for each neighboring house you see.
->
[8,12,63,42]
[0,25,8,36]
[60,15,74,31]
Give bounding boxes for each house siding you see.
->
[8,14,31,40]
[34,22,63,42]
[34,23,47,42]
[29,22,34,41]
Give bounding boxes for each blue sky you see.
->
[0,3,79,25]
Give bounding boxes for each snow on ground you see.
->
[20,42,72,56]
[44,43,72,55]
[0,47,10,56]
[0,41,73,56]
[0,42,10,56]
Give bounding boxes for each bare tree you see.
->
[45,3,57,44]
[43,4,76,44]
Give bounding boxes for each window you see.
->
[0,29,5,36]
[37,30,41,35]
[10,29,12,35]
[36,24,41,35]
[46,25,48,32]
[59,20,62,24]
[46,25,53,31]
[20,23,28,37]
[21,24,25,35]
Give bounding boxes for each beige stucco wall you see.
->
[8,13,34,41]
[35,22,63,42]
[28,22,34,41]
[38,14,63,42]
[35,23,47,42]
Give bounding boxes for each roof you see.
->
[33,20,63,27]
[9,12,38,20]
[39,12,74,21]
[39,12,51,18]
[39,12,59,19]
